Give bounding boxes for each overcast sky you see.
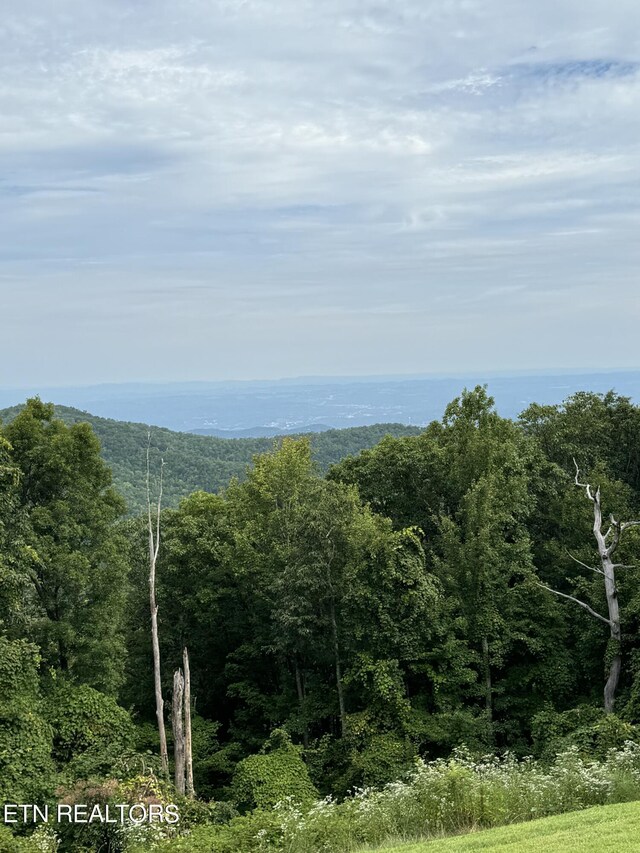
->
[1,0,640,387]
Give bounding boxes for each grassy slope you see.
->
[0,403,421,514]
[372,801,640,853]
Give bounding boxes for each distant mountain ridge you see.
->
[0,403,421,515]
[2,371,639,433]
[4,371,640,513]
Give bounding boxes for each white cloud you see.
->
[1,0,640,384]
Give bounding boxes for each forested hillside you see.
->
[0,403,421,514]
[3,389,640,853]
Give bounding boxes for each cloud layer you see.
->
[2,0,640,385]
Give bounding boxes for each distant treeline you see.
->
[0,403,421,514]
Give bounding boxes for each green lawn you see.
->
[368,801,640,852]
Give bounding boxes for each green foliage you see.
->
[138,744,640,852]
[53,769,176,853]
[231,729,318,811]
[134,800,640,852]
[221,439,438,757]
[128,808,284,853]
[189,716,224,801]
[531,707,639,761]
[406,708,491,756]
[43,682,136,775]
[332,387,571,751]
[0,637,55,804]
[0,436,31,633]
[0,403,421,516]
[370,802,640,853]
[5,385,640,853]
[341,728,418,791]
[0,825,59,853]
[2,399,129,693]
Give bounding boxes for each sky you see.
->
[1,0,640,388]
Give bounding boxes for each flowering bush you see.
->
[0,824,58,853]
[147,741,640,852]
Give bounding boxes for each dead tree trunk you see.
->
[172,668,186,796]
[147,436,169,777]
[539,460,640,714]
[183,648,195,799]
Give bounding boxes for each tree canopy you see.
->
[2,387,640,844]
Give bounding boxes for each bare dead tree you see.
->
[538,459,640,713]
[183,647,195,799]
[172,668,186,796]
[147,434,169,777]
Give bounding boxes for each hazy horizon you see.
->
[3,365,640,394]
[3,369,640,434]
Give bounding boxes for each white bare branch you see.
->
[154,457,165,563]
[536,582,612,627]
[566,551,604,575]
[146,431,153,541]
[573,458,595,502]
[147,429,169,778]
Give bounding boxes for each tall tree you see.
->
[226,438,437,745]
[332,387,569,746]
[433,389,555,743]
[520,391,640,498]
[0,434,29,632]
[2,399,128,693]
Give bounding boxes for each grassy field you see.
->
[369,801,640,853]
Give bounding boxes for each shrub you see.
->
[189,715,222,801]
[127,810,283,853]
[43,682,136,775]
[54,768,176,852]
[349,732,417,790]
[532,707,638,760]
[148,741,640,852]
[0,825,58,853]
[230,729,317,811]
[0,638,55,804]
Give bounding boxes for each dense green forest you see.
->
[2,388,640,852]
[0,404,421,515]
